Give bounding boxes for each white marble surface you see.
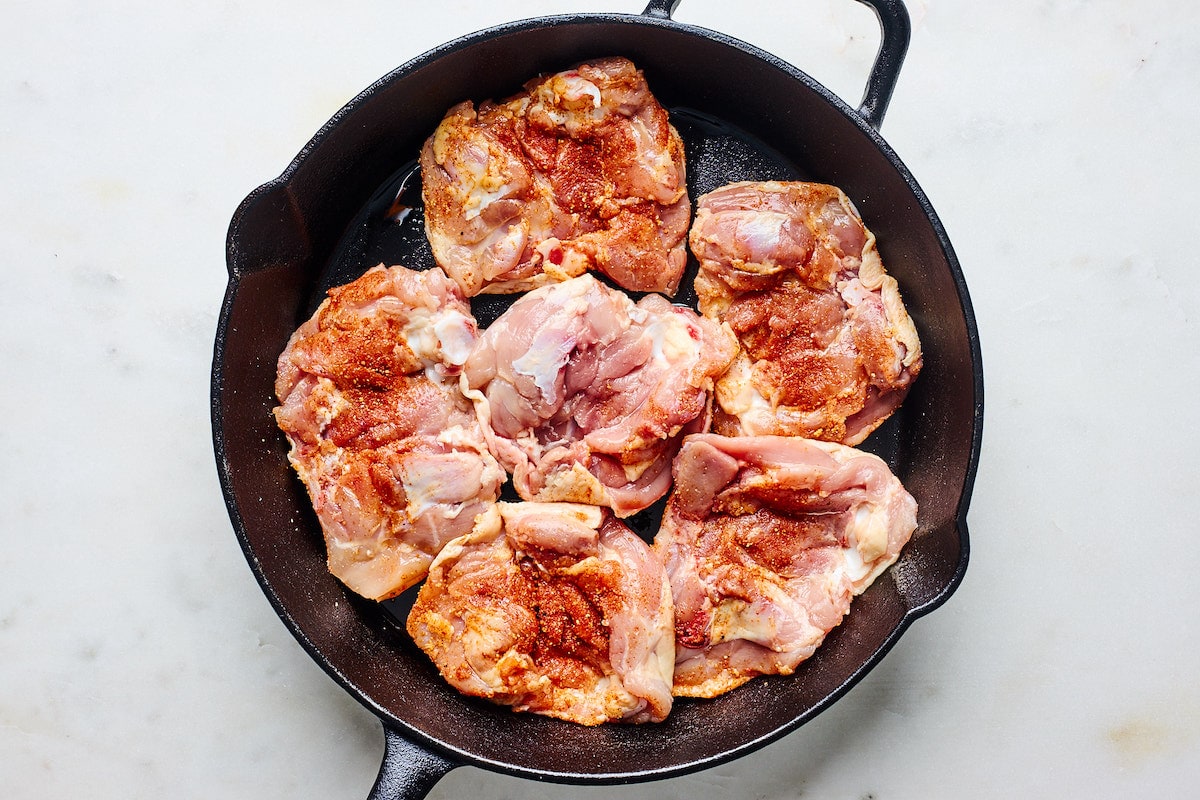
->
[3,0,1198,797]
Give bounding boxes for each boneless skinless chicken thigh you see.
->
[420,57,690,296]
[654,434,917,698]
[407,502,675,725]
[273,265,504,600]
[689,181,922,445]
[462,273,738,517]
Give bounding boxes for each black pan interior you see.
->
[217,12,978,784]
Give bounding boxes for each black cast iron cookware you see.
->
[212,0,983,796]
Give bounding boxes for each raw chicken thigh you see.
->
[462,273,738,517]
[421,56,689,296]
[407,502,675,725]
[273,264,504,600]
[653,434,917,698]
[689,181,922,445]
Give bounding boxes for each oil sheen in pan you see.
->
[308,106,907,625]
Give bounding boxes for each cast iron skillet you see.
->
[212,0,983,797]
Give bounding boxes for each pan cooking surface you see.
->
[297,100,907,714]
[308,106,906,633]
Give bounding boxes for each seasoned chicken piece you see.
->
[273,264,504,600]
[462,273,738,517]
[653,434,917,698]
[689,181,922,445]
[421,56,689,296]
[407,502,675,725]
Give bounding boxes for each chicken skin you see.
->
[421,57,689,296]
[407,502,675,725]
[689,181,922,445]
[273,264,504,600]
[462,273,737,517]
[654,434,917,698]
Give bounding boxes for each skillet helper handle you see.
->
[639,0,911,130]
[367,725,459,800]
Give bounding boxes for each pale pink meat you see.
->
[273,264,504,601]
[653,433,917,698]
[462,273,738,517]
[421,56,689,296]
[689,181,923,445]
[407,502,675,725]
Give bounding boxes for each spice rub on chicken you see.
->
[273,264,504,601]
[407,502,675,725]
[653,434,917,698]
[420,56,690,297]
[462,273,738,518]
[689,181,922,445]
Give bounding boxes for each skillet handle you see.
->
[640,0,911,130]
[641,0,680,17]
[367,724,459,800]
[855,0,911,129]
